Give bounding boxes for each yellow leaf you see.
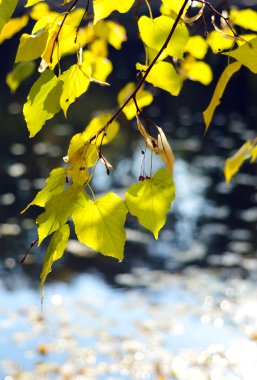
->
[251,146,257,162]
[230,9,257,32]
[66,134,97,185]
[25,0,45,7]
[23,70,63,137]
[125,168,175,239]
[0,0,18,34]
[83,51,112,82]
[223,37,257,74]
[93,0,135,24]
[160,0,189,17]
[37,185,86,244]
[181,58,213,85]
[6,61,35,93]
[30,3,50,20]
[203,62,241,131]
[207,30,234,54]
[73,192,128,261]
[137,62,182,95]
[59,62,91,117]
[83,113,119,145]
[15,28,49,63]
[184,35,208,59]
[224,141,254,183]
[95,21,127,50]
[40,224,70,301]
[0,15,29,44]
[22,168,66,213]
[117,82,153,120]
[138,15,189,60]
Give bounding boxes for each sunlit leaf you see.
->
[181,58,213,85]
[37,184,86,244]
[0,0,18,34]
[6,61,35,93]
[59,62,91,117]
[93,0,135,24]
[230,8,257,32]
[83,113,119,145]
[156,127,175,175]
[137,62,182,96]
[161,0,189,17]
[23,69,63,137]
[223,37,257,74]
[30,3,50,20]
[22,168,66,213]
[15,28,49,63]
[207,30,234,54]
[73,192,128,261]
[0,15,29,44]
[25,0,45,7]
[224,141,254,183]
[125,168,175,239]
[251,145,257,162]
[203,62,241,131]
[184,35,208,59]
[83,50,112,82]
[95,21,127,50]
[117,82,153,120]
[138,15,189,59]
[40,224,70,301]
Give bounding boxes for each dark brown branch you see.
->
[20,238,39,264]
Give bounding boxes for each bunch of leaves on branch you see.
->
[1,0,257,297]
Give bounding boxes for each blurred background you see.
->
[0,1,257,379]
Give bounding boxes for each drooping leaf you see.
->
[138,15,189,60]
[40,224,70,301]
[117,82,153,120]
[23,69,63,137]
[181,58,213,85]
[6,61,35,93]
[37,184,86,244]
[15,28,49,63]
[137,62,182,96]
[73,192,128,261]
[230,9,257,32]
[125,168,175,239]
[93,0,135,24]
[0,0,18,34]
[184,35,208,59]
[224,141,255,183]
[0,15,29,44]
[223,37,257,74]
[207,30,234,54]
[22,168,66,213]
[59,62,91,117]
[203,62,241,131]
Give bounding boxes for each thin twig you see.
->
[20,238,39,264]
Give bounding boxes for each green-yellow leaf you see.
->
[23,69,63,137]
[15,28,49,63]
[224,141,254,183]
[59,63,91,117]
[203,62,241,131]
[230,9,257,32]
[184,35,208,59]
[0,0,18,34]
[93,0,135,24]
[181,58,213,85]
[73,192,128,261]
[37,184,86,244]
[6,61,35,93]
[125,168,175,239]
[138,15,189,60]
[161,0,189,17]
[95,21,127,50]
[223,37,257,74]
[0,15,29,44]
[40,224,70,301]
[83,113,119,145]
[251,146,257,163]
[117,82,153,120]
[207,30,234,54]
[22,168,66,213]
[137,62,182,96]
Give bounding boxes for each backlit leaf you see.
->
[161,0,189,17]
[83,113,119,145]
[118,82,153,120]
[181,58,213,85]
[0,15,29,44]
[95,21,127,50]
[40,224,70,301]
[22,168,66,213]
[138,15,189,59]
[93,0,135,24]
[137,62,182,96]
[223,37,257,74]
[15,28,49,63]
[224,141,254,183]
[207,30,234,54]
[25,0,45,7]
[230,9,257,32]
[30,3,50,20]
[23,69,63,137]
[184,35,208,59]
[73,192,128,261]
[251,146,257,162]
[37,184,86,244]
[125,168,175,239]
[0,0,18,34]
[6,61,35,93]
[59,62,91,117]
[203,62,241,131]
